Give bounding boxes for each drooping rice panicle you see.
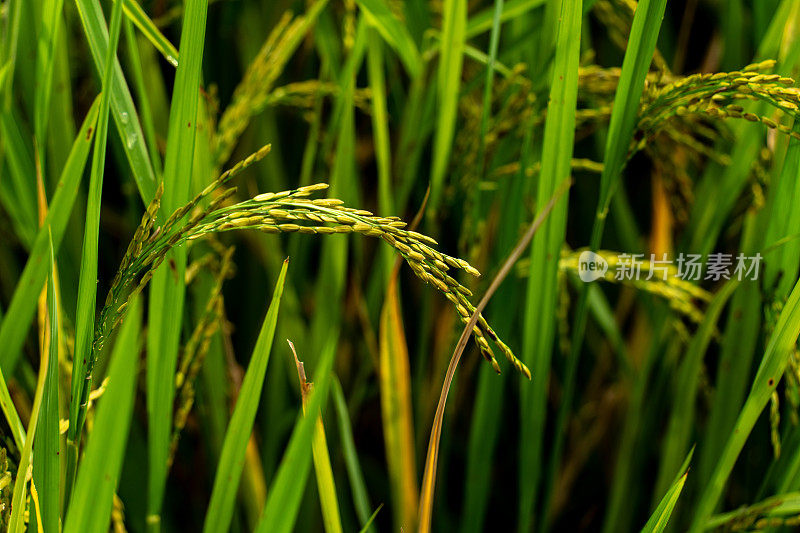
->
[91,150,530,381]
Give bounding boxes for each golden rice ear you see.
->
[637,63,800,151]
[97,168,528,377]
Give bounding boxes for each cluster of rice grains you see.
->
[454,52,800,243]
[213,0,329,165]
[637,59,800,145]
[94,145,531,383]
[170,244,234,465]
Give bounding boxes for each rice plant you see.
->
[3,0,800,531]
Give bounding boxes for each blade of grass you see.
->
[654,280,738,498]
[395,65,438,214]
[379,271,419,531]
[461,365,506,533]
[366,28,394,278]
[561,2,669,530]
[460,163,531,531]
[203,260,288,533]
[63,296,142,533]
[762,123,800,300]
[697,212,762,483]
[65,0,125,503]
[354,0,421,77]
[456,40,515,77]
[288,340,344,533]
[32,232,60,533]
[31,480,44,532]
[428,0,466,217]
[755,147,800,499]
[33,0,66,174]
[134,25,172,151]
[466,0,546,38]
[3,3,32,115]
[418,180,569,533]
[720,0,745,70]
[122,17,163,176]
[584,280,633,376]
[8,244,58,533]
[307,15,365,435]
[358,505,383,533]
[44,13,77,183]
[146,0,208,527]
[753,0,781,43]
[463,0,504,258]
[641,448,693,533]
[0,98,99,374]
[476,0,503,168]
[7,371,42,533]
[601,308,673,533]
[681,1,799,515]
[194,282,231,461]
[592,0,668,245]
[73,0,158,203]
[0,110,38,246]
[331,377,374,531]
[117,0,179,66]
[0,0,23,109]
[685,130,764,256]
[255,334,337,533]
[690,278,800,530]
[459,5,522,522]
[0,364,24,451]
[516,0,581,529]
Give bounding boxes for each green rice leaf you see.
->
[641,448,692,533]
[33,232,61,533]
[691,278,800,531]
[146,0,208,524]
[355,0,421,77]
[332,377,374,531]
[255,336,337,533]
[0,110,37,246]
[203,260,289,533]
[358,505,383,533]
[66,0,126,499]
[0,98,99,374]
[63,297,142,533]
[428,0,466,216]
[466,0,546,38]
[654,280,738,498]
[118,0,179,67]
[73,0,158,203]
[518,0,581,528]
[33,0,66,169]
[8,241,62,533]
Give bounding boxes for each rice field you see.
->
[1,0,800,531]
